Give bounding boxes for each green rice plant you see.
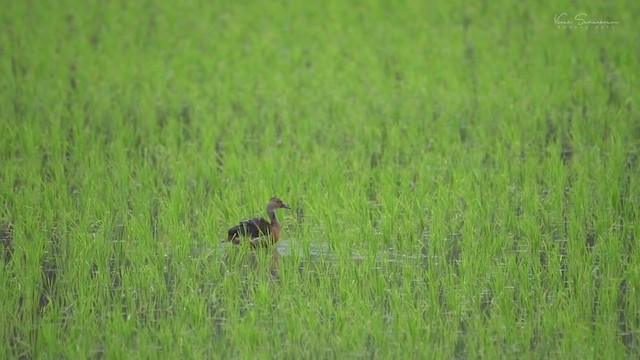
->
[1,0,639,358]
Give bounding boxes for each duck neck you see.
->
[267,206,279,226]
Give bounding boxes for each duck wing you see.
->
[227,217,271,243]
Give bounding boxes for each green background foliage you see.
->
[1,0,638,358]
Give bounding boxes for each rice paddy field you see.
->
[1,0,639,358]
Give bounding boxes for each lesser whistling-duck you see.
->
[227,197,290,248]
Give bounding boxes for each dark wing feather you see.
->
[227,217,271,243]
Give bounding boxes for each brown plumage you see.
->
[227,197,290,248]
